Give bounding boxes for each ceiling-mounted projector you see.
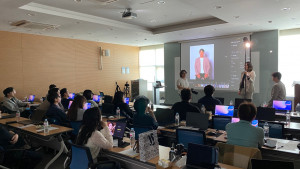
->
[122,8,137,19]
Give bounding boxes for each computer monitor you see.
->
[186,143,218,168]
[176,129,206,149]
[231,118,258,127]
[256,107,276,121]
[28,95,35,102]
[124,97,130,105]
[83,103,92,110]
[99,92,104,97]
[186,112,209,130]
[107,120,126,139]
[215,105,234,117]
[212,116,232,130]
[234,98,252,109]
[93,95,101,103]
[215,97,224,105]
[258,121,284,139]
[273,100,292,112]
[69,93,75,100]
[154,108,174,126]
[68,101,73,109]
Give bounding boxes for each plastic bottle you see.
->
[296,103,300,112]
[229,100,233,106]
[24,96,28,102]
[44,119,49,134]
[40,97,44,103]
[99,97,103,106]
[116,107,120,119]
[169,143,176,162]
[16,111,20,122]
[130,128,135,148]
[0,110,2,118]
[175,112,180,126]
[263,122,269,138]
[286,110,291,125]
[201,105,206,114]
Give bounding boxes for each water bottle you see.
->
[129,128,135,148]
[0,110,2,118]
[286,111,291,125]
[296,103,300,113]
[16,111,20,122]
[175,112,180,126]
[169,143,176,162]
[24,96,28,102]
[99,97,103,106]
[116,107,120,119]
[263,122,269,138]
[40,97,44,103]
[201,105,206,114]
[44,119,49,134]
[229,100,233,106]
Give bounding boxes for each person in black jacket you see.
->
[133,96,158,129]
[112,91,133,120]
[172,89,201,121]
[198,85,222,113]
[60,88,72,110]
[46,92,69,126]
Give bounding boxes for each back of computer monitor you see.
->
[234,98,252,109]
[154,108,174,126]
[186,112,209,130]
[256,107,275,121]
[215,97,224,105]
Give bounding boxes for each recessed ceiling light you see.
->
[215,6,222,9]
[27,13,35,16]
[268,21,272,23]
[157,1,165,4]
[281,7,291,11]
[234,16,240,19]
[269,50,273,53]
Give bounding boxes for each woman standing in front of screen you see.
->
[177,70,189,92]
[238,62,256,99]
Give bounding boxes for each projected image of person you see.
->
[195,49,211,80]
[238,62,256,99]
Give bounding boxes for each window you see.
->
[279,31,300,97]
[139,45,164,91]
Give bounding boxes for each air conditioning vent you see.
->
[10,20,60,30]
[89,0,119,5]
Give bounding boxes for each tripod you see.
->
[124,81,130,98]
[115,82,121,93]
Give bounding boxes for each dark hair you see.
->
[47,92,60,104]
[49,84,56,90]
[60,88,68,98]
[3,87,14,97]
[199,49,205,52]
[204,85,215,96]
[272,72,282,80]
[180,70,187,78]
[67,95,87,121]
[113,91,124,105]
[134,96,150,114]
[83,90,93,100]
[238,102,257,122]
[245,62,253,72]
[48,87,59,96]
[181,89,191,101]
[76,107,102,145]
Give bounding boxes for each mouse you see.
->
[207,131,217,136]
[297,143,300,150]
[108,116,115,119]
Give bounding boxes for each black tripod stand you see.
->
[115,82,121,93]
[124,81,130,98]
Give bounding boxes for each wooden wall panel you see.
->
[0,31,139,101]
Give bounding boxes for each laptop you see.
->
[68,93,75,100]
[186,112,209,130]
[273,100,292,113]
[18,110,46,125]
[154,108,174,126]
[107,120,127,139]
[93,95,101,103]
[234,98,252,109]
[68,101,73,109]
[256,107,275,121]
[215,105,234,117]
[28,95,35,102]
[83,103,92,110]
[231,118,258,127]
[124,97,130,105]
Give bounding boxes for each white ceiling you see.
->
[1,0,300,46]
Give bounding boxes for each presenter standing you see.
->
[177,70,189,91]
[238,62,255,99]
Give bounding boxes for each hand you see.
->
[196,74,201,79]
[204,74,208,79]
[147,107,154,117]
[238,90,241,95]
[10,134,18,144]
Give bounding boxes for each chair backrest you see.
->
[102,103,115,115]
[215,97,225,105]
[47,117,60,125]
[154,108,174,126]
[176,128,206,150]
[212,116,232,130]
[69,144,93,169]
[256,107,275,121]
[251,159,294,169]
[216,142,262,169]
[70,121,82,136]
[258,121,284,139]
[134,126,153,140]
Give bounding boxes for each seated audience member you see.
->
[60,88,72,110]
[172,89,201,121]
[2,87,30,116]
[83,89,98,108]
[133,96,158,129]
[38,87,65,111]
[76,107,113,162]
[198,85,222,113]
[0,126,42,169]
[112,91,133,120]
[226,102,264,148]
[268,72,286,107]
[67,95,87,121]
[46,92,68,126]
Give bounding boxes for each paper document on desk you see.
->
[36,127,59,132]
[18,124,35,129]
[277,141,299,151]
[119,148,139,157]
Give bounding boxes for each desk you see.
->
[105,142,242,169]
[0,116,73,169]
[128,102,171,112]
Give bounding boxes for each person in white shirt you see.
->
[76,107,113,161]
[177,70,189,91]
[238,62,256,99]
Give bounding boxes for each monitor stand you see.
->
[118,138,130,148]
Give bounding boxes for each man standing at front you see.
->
[195,49,211,80]
[268,72,286,107]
